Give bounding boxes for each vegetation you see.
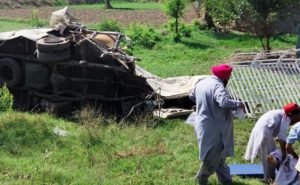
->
[205,0,300,51]
[0,3,299,184]
[96,19,122,32]
[30,9,44,28]
[164,0,186,41]
[0,84,13,111]
[127,23,161,48]
[104,0,113,9]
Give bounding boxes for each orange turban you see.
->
[211,64,233,79]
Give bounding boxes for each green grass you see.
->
[0,17,48,32]
[0,111,266,185]
[133,31,296,77]
[0,20,32,32]
[67,2,163,10]
[0,19,298,184]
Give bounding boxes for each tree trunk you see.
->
[175,17,178,34]
[260,37,266,51]
[104,0,113,9]
[204,11,215,29]
[266,36,271,52]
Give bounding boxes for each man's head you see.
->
[284,103,300,125]
[211,64,233,86]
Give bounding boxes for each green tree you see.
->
[164,0,186,41]
[0,84,13,112]
[206,0,300,51]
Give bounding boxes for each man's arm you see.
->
[214,82,244,109]
[286,143,299,159]
[286,125,300,159]
[189,86,196,103]
[278,139,287,160]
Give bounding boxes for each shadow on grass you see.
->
[273,35,296,45]
[104,7,135,10]
[181,40,211,49]
[211,31,256,41]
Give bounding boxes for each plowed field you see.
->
[0,6,197,26]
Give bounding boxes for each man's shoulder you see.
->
[291,122,300,130]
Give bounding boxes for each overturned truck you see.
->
[0,22,156,115]
[0,8,204,117]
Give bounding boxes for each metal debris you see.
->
[228,49,300,117]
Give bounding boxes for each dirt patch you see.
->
[0,6,198,26]
[114,144,167,158]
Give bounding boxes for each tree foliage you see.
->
[205,0,300,51]
[0,84,13,112]
[164,0,186,41]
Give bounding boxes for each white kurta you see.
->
[189,75,242,161]
[244,110,290,162]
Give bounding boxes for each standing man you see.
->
[244,103,300,182]
[189,64,244,185]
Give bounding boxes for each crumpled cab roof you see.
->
[0,28,53,41]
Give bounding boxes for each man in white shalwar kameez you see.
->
[244,103,300,182]
[189,64,244,185]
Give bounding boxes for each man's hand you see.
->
[286,143,299,159]
[238,102,245,109]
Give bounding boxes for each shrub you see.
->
[192,20,208,31]
[180,23,192,37]
[31,9,44,28]
[127,23,160,48]
[0,84,13,112]
[97,19,122,32]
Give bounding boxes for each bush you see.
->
[192,20,208,31]
[127,23,161,48]
[180,23,192,37]
[0,84,13,112]
[31,9,44,27]
[97,19,122,32]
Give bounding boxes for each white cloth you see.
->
[275,155,298,185]
[295,158,300,172]
[244,110,290,162]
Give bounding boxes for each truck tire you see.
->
[0,58,22,87]
[37,50,71,63]
[37,37,70,53]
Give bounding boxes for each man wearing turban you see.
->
[244,103,300,182]
[189,64,244,185]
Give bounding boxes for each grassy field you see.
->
[0,111,262,185]
[0,11,298,184]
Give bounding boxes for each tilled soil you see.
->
[0,6,198,26]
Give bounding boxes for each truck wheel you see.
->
[37,37,70,53]
[37,50,71,63]
[0,58,22,87]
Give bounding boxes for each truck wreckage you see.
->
[0,7,207,117]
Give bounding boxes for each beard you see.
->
[223,79,229,87]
